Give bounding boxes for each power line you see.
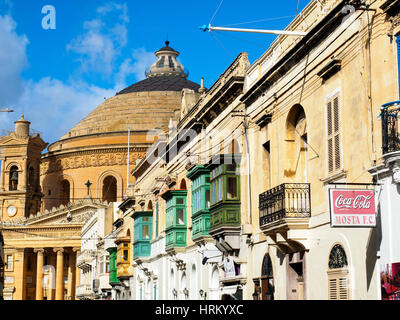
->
[209,0,225,25]
[220,15,297,27]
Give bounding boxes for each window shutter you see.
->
[327,101,334,173]
[328,272,349,300]
[338,277,349,300]
[328,278,338,300]
[327,94,342,174]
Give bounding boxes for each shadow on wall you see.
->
[365,201,381,292]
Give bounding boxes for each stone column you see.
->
[54,248,64,300]
[21,157,27,191]
[14,249,26,300]
[67,250,76,300]
[34,248,45,300]
[73,248,81,300]
[0,157,5,191]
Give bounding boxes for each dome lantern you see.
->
[146,40,187,78]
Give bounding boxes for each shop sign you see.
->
[329,188,376,227]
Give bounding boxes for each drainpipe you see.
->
[244,106,252,226]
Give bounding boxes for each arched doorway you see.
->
[102,175,117,203]
[260,254,274,300]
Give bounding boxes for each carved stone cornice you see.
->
[40,149,145,176]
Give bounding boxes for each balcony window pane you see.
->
[177,209,184,225]
[142,225,149,239]
[123,250,128,261]
[227,177,238,199]
[206,189,210,208]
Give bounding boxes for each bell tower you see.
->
[0,115,48,220]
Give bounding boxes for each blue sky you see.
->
[0,0,307,144]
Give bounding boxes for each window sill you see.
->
[320,170,347,185]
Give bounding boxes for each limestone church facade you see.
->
[0,41,201,300]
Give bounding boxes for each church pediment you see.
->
[3,199,108,227]
[0,134,28,146]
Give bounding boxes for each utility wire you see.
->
[296,0,301,15]
[209,0,225,25]
[220,15,297,27]
[210,31,234,59]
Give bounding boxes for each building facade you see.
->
[0,0,399,301]
[109,0,400,301]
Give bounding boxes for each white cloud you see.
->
[17,77,118,142]
[0,5,158,144]
[115,48,156,85]
[67,2,130,76]
[0,14,28,106]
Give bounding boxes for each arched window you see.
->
[102,175,117,203]
[230,138,240,154]
[209,266,220,300]
[180,272,187,300]
[190,264,197,300]
[180,179,187,190]
[285,105,307,182]
[9,166,19,191]
[60,180,70,206]
[328,244,349,300]
[170,268,175,300]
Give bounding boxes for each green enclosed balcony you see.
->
[132,211,153,259]
[162,189,188,251]
[106,247,120,286]
[187,165,211,241]
[206,154,241,238]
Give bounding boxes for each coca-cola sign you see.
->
[329,189,376,227]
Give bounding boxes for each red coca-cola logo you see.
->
[335,194,372,209]
[331,190,375,215]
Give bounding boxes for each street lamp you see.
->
[0,108,14,112]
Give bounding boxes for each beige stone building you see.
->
[114,0,400,301]
[0,41,201,300]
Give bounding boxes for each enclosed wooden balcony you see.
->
[259,183,310,234]
[115,236,131,280]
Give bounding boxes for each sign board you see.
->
[329,188,376,227]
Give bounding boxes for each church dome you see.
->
[54,41,200,142]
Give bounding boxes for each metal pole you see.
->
[126,127,130,189]
[200,24,307,37]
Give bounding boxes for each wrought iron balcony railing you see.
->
[259,183,311,227]
[381,101,400,155]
